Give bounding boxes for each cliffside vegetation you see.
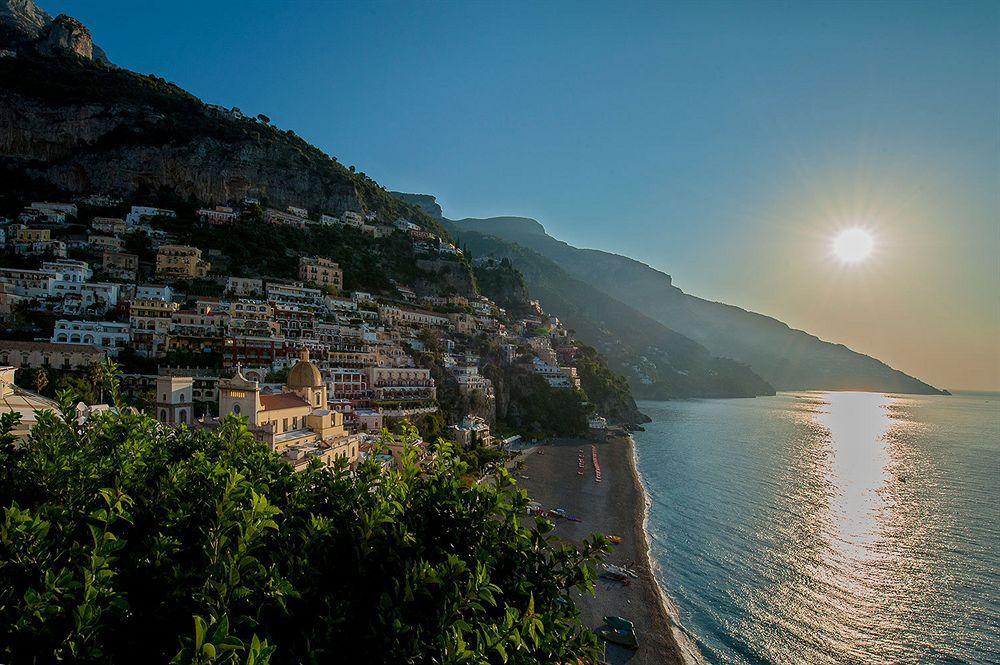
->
[0,371,607,664]
[0,51,450,239]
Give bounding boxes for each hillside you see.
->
[456,228,774,400]
[0,12,448,238]
[446,213,946,394]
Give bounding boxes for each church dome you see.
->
[287,349,323,388]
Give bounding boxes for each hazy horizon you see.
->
[45,0,1000,390]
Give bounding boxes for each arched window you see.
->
[179,394,185,402]
[178,409,187,424]
[233,403,241,415]
[159,409,167,422]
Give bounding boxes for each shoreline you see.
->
[626,433,705,664]
[516,433,687,664]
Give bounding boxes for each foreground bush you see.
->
[0,377,604,663]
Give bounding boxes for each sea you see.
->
[633,391,999,664]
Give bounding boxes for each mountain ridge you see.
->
[396,194,946,395]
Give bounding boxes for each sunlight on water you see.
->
[815,392,894,561]
[634,392,1000,664]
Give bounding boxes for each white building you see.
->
[51,320,131,355]
[341,211,364,227]
[136,284,174,301]
[49,281,120,311]
[0,268,57,298]
[41,259,92,283]
[126,205,176,227]
[225,276,264,298]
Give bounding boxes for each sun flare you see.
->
[832,228,874,263]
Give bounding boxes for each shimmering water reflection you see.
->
[635,392,1000,664]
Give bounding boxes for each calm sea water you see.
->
[634,392,999,664]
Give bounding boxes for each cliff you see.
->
[0,25,447,237]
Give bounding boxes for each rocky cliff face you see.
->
[36,14,92,59]
[0,49,447,236]
[0,0,108,62]
[0,88,360,212]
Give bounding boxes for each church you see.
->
[160,349,361,471]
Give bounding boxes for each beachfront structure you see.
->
[299,256,343,292]
[51,320,131,355]
[156,245,211,279]
[448,415,495,449]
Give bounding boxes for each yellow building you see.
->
[156,245,211,280]
[215,350,360,470]
[15,227,50,243]
[298,256,343,292]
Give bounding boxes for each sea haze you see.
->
[634,392,999,663]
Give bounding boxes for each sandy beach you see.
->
[515,434,685,664]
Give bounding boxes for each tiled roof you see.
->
[260,392,310,411]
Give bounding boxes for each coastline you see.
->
[626,433,705,664]
[516,433,688,664]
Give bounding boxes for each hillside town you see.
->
[0,197,608,472]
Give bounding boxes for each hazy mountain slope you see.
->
[395,194,945,395]
[452,227,774,399]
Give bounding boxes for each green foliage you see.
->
[485,367,589,440]
[262,367,290,383]
[0,371,604,664]
[0,52,452,242]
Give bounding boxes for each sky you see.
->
[48,0,1000,390]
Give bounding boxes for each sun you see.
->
[832,228,874,263]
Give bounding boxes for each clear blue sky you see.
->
[47,0,1000,389]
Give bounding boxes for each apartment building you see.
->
[156,245,211,279]
[299,256,343,291]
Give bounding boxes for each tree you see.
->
[32,368,48,395]
[0,368,607,664]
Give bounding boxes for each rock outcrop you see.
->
[37,13,93,59]
[0,0,108,62]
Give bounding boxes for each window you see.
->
[233,404,241,415]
